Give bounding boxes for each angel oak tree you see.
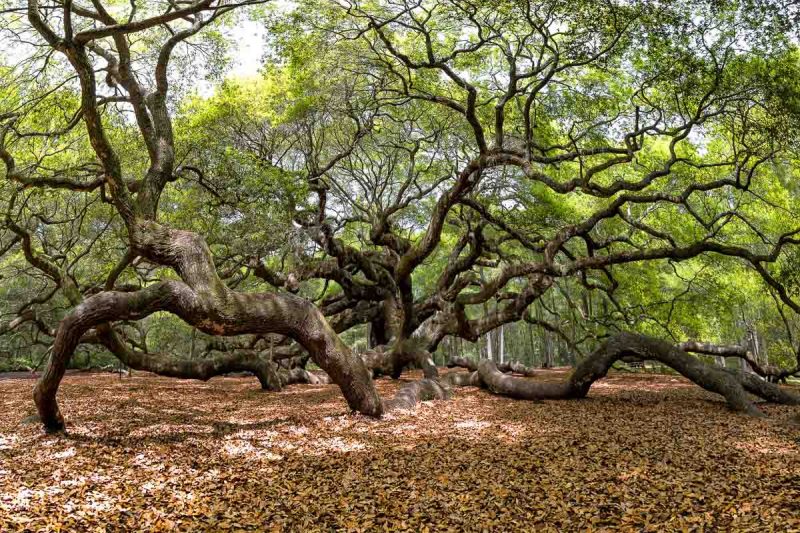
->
[1,0,799,432]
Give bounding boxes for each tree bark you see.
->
[278,367,332,386]
[34,223,383,432]
[468,332,799,416]
[382,379,452,411]
[99,329,284,391]
[361,339,439,380]
[447,356,536,377]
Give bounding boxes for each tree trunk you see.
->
[369,316,391,348]
[499,325,505,364]
[99,328,284,391]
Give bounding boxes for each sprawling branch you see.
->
[454,332,800,416]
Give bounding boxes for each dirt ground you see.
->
[1,369,799,532]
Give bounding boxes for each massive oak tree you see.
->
[1,0,799,432]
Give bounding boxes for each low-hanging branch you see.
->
[444,333,800,417]
[447,356,537,377]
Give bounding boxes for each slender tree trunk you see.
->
[499,325,505,365]
[527,321,536,367]
[189,328,197,360]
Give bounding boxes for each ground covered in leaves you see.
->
[1,369,799,532]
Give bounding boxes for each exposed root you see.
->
[278,368,332,386]
[382,379,452,412]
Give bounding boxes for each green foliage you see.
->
[2,0,800,376]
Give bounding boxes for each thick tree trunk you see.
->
[369,316,391,348]
[104,326,331,389]
[738,372,800,404]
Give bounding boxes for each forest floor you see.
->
[1,369,799,532]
